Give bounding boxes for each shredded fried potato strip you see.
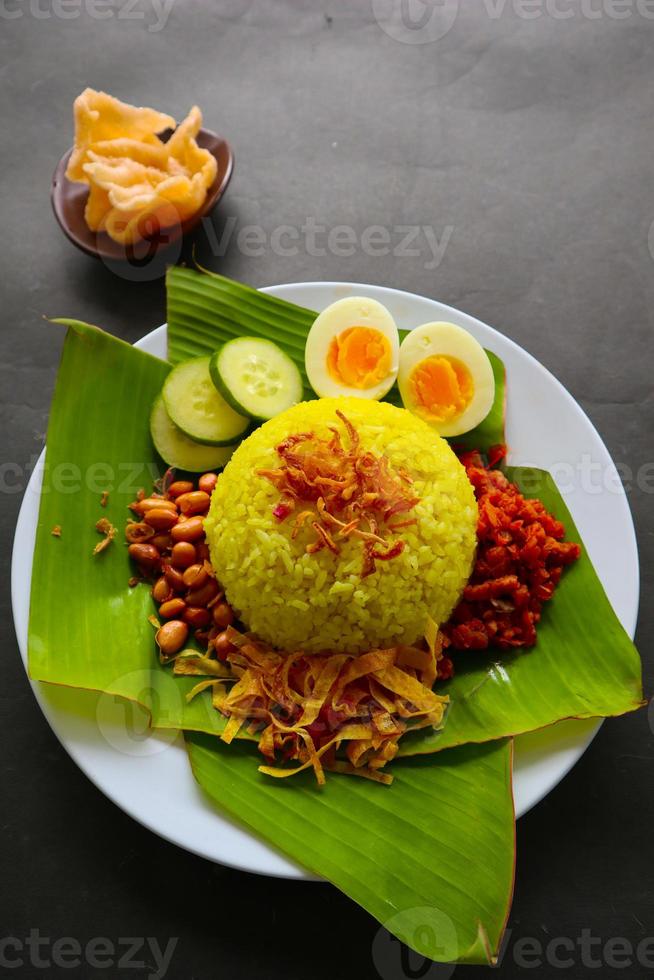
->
[183,617,448,785]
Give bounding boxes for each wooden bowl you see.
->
[51,129,233,262]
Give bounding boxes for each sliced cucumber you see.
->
[150,396,236,472]
[209,337,303,421]
[162,356,249,446]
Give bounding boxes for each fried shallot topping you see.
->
[258,410,420,576]
[184,618,448,785]
[93,517,117,555]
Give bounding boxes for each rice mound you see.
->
[205,397,477,654]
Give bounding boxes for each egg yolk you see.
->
[408,355,474,423]
[326,327,392,389]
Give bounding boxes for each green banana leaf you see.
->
[27,320,224,735]
[186,733,515,966]
[399,467,644,756]
[167,266,313,393]
[166,266,506,455]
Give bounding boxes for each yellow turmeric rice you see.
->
[205,398,477,654]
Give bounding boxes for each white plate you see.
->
[12,282,639,881]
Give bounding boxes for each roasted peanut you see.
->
[198,473,218,495]
[155,620,188,657]
[159,597,187,619]
[176,491,211,516]
[212,601,235,629]
[195,542,211,562]
[171,516,205,543]
[186,578,220,608]
[125,522,154,544]
[170,541,197,568]
[183,606,211,628]
[168,480,194,499]
[137,497,178,515]
[150,533,172,551]
[152,576,173,603]
[213,630,235,661]
[182,563,208,590]
[163,563,186,592]
[127,542,160,570]
[144,508,178,532]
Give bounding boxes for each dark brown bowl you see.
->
[51,129,233,262]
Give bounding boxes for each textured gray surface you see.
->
[2,2,653,978]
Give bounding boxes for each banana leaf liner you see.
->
[186,733,516,966]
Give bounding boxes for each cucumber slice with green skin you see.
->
[209,337,303,421]
[150,396,236,472]
[162,356,249,446]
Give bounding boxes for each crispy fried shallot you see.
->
[258,410,420,576]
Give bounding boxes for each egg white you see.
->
[305,297,399,400]
[398,321,495,437]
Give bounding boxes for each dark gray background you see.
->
[2,1,653,978]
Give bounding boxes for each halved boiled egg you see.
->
[398,321,495,437]
[305,297,399,400]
